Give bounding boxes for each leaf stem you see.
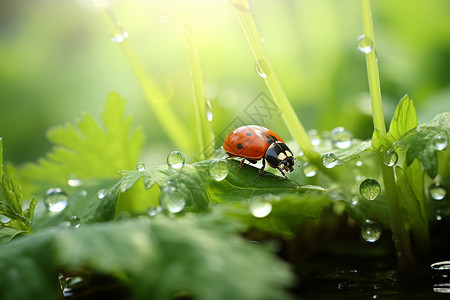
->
[184,24,214,160]
[360,0,385,134]
[230,0,317,162]
[94,3,194,153]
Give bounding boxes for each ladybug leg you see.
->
[276,167,288,179]
[255,159,266,181]
[236,158,246,170]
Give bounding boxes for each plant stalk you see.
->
[95,3,194,153]
[230,0,318,162]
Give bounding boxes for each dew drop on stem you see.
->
[383,150,398,167]
[357,34,374,53]
[255,59,270,78]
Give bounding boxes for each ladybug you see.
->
[222,125,298,180]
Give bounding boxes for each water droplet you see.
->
[147,206,162,217]
[67,176,82,187]
[431,261,450,270]
[330,127,353,149]
[136,161,145,171]
[109,26,129,43]
[69,216,81,228]
[45,188,68,213]
[360,179,381,201]
[160,185,186,213]
[356,161,363,167]
[436,214,443,221]
[383,150,398,167]
[322,152,338,168]
[229,0,251,12]
[167,151,185,169]
[308,129,322,146]
[208,160,228,181]
[361,219,382,242]
[357,35,374,53]
[205,100,213,122]
[429,184,446,200]
[97,189,106,199]
[303,162,317,177]
[0,215,11,223]
[434,283,450,294]
[433,134,448,151]
[249,199,272,218]
[255,59,270,78]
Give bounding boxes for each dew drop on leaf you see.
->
[432,134,448,151]
[69,216,81,228]
[45,188,68,213]
[308,129,322,146]
[249,199,272,218]
[147,206,162,217]
[360,179,381,201]
[167,151,185,169]
[383,150,398,167]
[357,35,374,53]
[208,160,228,181]
[429,184,446,200]
[302,162,317,177]
[136,161,145,171]
[160,185,186,213]
[0,215,11,223]
[321,152,338,168]
[330,127,353,149]
[67,176,82,187]
[97,189,106,199]
[109,26,129,44]
[361,219,382,242]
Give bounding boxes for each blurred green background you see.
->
[1,0,449,165]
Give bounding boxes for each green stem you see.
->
[230,0,317,162]
[360,0,416,271]
[184,25,214,160]
[360,0,385,134]
[0,137,3,179]
[95,3,194,153]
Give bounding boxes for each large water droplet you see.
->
[308,129,322,146]
[303,163,317,177]
[322,152,338,168]
[360,179,381,201]
[330,127,353,149]
[167,151,185,169]
[361,219,382,242]
[433,134,448,151]
[45,188,68,213]
[69,216,81,228]
[249,199,272,218]
[160,185,186,213]
[147,206,162,217]
[67,176,82,187]
[429,184,446,200]
[209,160,228,181]
[357,35,374,53]
[229,0,251,12]
[383,150,398,167]
[255,59,270,78]
[136,161,145,171]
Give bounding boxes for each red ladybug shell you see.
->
[222,125,285,160]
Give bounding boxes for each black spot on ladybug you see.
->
[246,132,252,136]
[237,143,243,149]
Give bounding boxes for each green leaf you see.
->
[119,159,300,213]
[20,93,144,192]
[394,112,449,178]
[386,95,418,144]
[372,129,391,152]
[0,216,294,300]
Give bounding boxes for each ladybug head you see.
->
[265,142,296,176]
